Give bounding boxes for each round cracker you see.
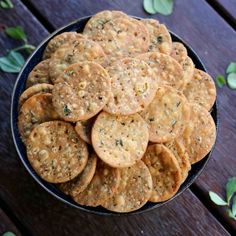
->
[85,17,149,58]
[75,116,97,144]
[52,62,111,122]
[19,83,53,108]
[102,161,152,213]
[170,42,188,62]
[26,59,52,88]
[140,86,190,143]
[164,139,191,183]
[60,152,97,195]
[142,144,182,202]
[92,112,149,168]
[142,19,172,55]
[183,69,216,111]
[83,10,128,36]
[49,38,106,83]
[137,52,185,90]
[72,158,120,207]
[181,103,216,164]
[43,32,84,59]
[104,58,157,115]
[27,121,88,183]
[18,93,60,143]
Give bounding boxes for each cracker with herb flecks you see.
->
[52,62,111,122]
[181,103,216,164]
[73,158,120,207]
[183,69,216,111]
[26,59,52,88]
[18,93,60,143]
[43,32,84,59]
[164,139,191,183]
[170,42,188,62]
[140,86,190,143]
[92,112,149,168]
[84,17,149,58]
[60,152,97,195]
[104,58,157,115]
[142,144,182,202]
[27,121,88,183]
[142,19,172,55]
[49,38,106,83]
[102,160,152,212]
[137,52,185,90]
[19,83,53,108]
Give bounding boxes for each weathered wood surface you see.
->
[0,208,21,235]
[25,0,236,231]
[0,0,235,235]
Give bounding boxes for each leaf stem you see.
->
[12,44,35,53]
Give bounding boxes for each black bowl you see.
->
[11,15,218,215]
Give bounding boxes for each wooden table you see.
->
[0,0,235,235]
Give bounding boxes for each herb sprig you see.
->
[209,177,236,220]
[0,26,35,73]
[143,0,174,16]
[215,62,236,89]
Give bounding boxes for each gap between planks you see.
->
[205,0,236,30]
[0,196,32,236]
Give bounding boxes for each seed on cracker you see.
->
[92,112,149,168]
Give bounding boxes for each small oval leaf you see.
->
[232,195,236,217]
[227,73,236,90]
[226,177,236,203]
[153,0,173,16]
[143,0,156,14]
[2,232,16,236]
[226,62,236,74]
[209,191,227,206]
[215,75,226,88]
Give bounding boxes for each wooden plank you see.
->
[0,207,22,235]
[25,0,236,231]
[210,0,236,21]
[0,0,232,235]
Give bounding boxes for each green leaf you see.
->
[209,191,228,206]
[227,209,236,220]
[226,177,236,203]
[153,0,174,16]
[0,51,25,73]
[215,75,226,88]
[2,232,16,236]
[227,73,236,90]
[226,62,236,74]
[143,0,156,14]
[5,26,27,42]
[0,0,14,9]
[232,195,236,217]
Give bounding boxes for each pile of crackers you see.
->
[18,10,217,213]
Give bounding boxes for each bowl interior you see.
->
[11,16,218,216]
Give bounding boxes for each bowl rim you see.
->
[10,14,219,216]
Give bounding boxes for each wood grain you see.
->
[0,0,234,235]
[0,208,22,235]
[24,0,236,231]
